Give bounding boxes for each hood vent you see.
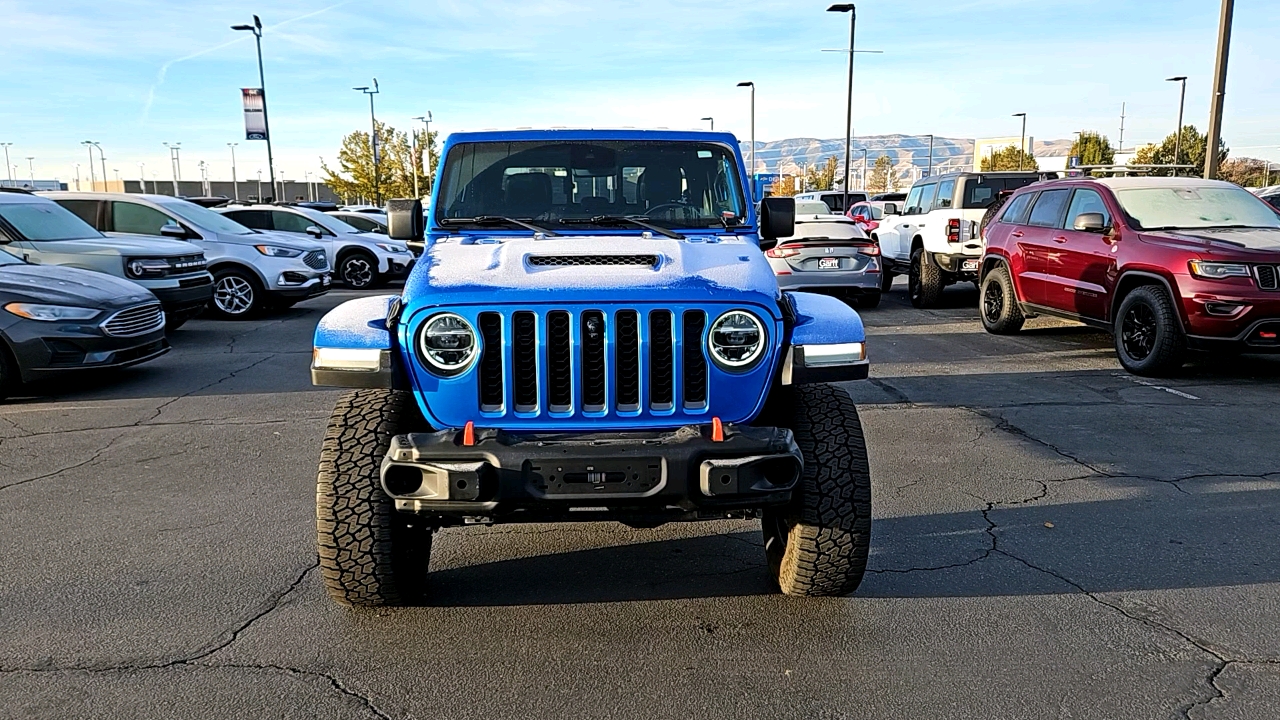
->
[527,254,659,268]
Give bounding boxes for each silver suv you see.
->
[217,204,412,289]
[0,189,213,329]
[46,193,331,319]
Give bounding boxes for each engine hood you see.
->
[0,263,156,307]
[1142,227,1280,257]
[401,233,782,316]
[67,233,203,257]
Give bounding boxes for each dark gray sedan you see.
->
[0,248,169,400]
[764,212,884,309]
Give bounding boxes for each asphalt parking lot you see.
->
[3,282,1279,720]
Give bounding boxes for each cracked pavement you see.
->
[2,283,1279,719]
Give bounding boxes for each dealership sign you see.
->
[241,88,268,140]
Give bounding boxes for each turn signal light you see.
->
[947,218,961,242]
[765,246,802,258]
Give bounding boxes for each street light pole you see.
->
[164,142,181,195]
[926,134,934,178]
[1012,113,1027,171]
[701,117,714,131]
[75,163,81,191]
[81,141,96,189]
[736,82,755,196]
[411,115,426,199]
[256,170,263,202]
[138,162,146,193]
[1166,76,1188,176]
[1204,0,1234,179]
[354,79,381,205]
[232,16,277,199]
[26,157,35,189]
[227,143,239,200]
[828,4,856,212]
[0,143,11,187]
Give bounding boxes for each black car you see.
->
[0,248,169,400]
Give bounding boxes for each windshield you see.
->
[792,219,865,241]
[157,199,256,235]
[795,201,832,215]
[0,201,102,241]
[1115,185,1280,230]
[435,140,747,231]
[0,247,25,265]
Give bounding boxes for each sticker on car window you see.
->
[697,150,712,158]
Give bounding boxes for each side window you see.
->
[270,211,316,234]
[343,216,378,232]
[1065,189,1112,228]
[56,200,102,228]
[224,210,271,230]
[934,179,956,210]
[111,202,173,236]
[999,193,1035,225]
[904,185,923,214]
[1027,189,1071,228]
[917,184,938,214]
[849,204,865,218]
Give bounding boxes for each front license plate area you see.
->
[818,257,840,270]
[527,458,663,496]
[961,259,979,272]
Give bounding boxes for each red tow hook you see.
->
[462,421,476,447]
[711,417,724,443]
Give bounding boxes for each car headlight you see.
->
[1189,260,1252,280]
[708,310,765,369]
[255,245,304,258]
[4,302,101,321]
[418,313,478,375]
[376,243,409,254]
[124,258,172,278]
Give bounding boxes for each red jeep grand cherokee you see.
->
[980,177,1280,376]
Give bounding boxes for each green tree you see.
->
[980,145,1038,172]
[1217,157,1270,188]
[1129,125,1227,177]
[322,122,439,203]
[805,156,840,191]
[866,154,894,194]
[1068,131,1115,167]
[769,173,798,197]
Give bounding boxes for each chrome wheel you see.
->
[341,256,375,289]
[214,275,255,315]
[1121,302,1157,361]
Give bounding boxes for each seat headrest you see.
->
[641,166,684,205]
[505,173,553,218]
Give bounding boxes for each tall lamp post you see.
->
[1166,76,1188,176]
[926,134,934,177]
[75,163,81,191]
[861,148,868,191]
[701,117,714,131]
[354,79,381,205]
[26,157,35,189]
[827,4,856,211]
[1204,0,1234,179]
[228,143,240,200]
[1012,113,1027,171]
[138,162,146,193]
[0,143,12,187]
[163,142,182,195]
[82,141,106,189]
[411,114,430,198]
[81,141,97,189]
[736,82,755,196]
[232,16,277,199]
[256,170,263,202]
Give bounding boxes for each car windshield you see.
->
[1114,185,1280,230]
[795,201,833,215]
[792,219,865,241]
[157,199,257,235]
[434,140,747,231]
[0,201,102,241]
[0,247,25,265]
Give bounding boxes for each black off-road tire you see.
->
[856,291,881,309]
[317,389,433,607]
[909,247,944,309]
[979,264,1025,335]
[879,269,895,293]
[761,383,872,597]
[1114,285,1186,377]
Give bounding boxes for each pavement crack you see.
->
[0,431,128,492]
[142,354,279,425]
[193,662,394,719]
[871,502,998,575]
[964,406,1115,477]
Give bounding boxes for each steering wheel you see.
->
[644,202,695,219]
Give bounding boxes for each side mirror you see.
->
[759,196,795,244]
[305,225,325,238]
[883,202,899,215]
[160,223,189,239]
[851,214,867,224]
[386,198,425,243]
[1073,213,1107,232]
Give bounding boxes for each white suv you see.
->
[876,171,1051,308]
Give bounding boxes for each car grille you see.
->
[469,306,719,419]
[303,250,328,270]
[1255,265,1279,291]
[102,303,165,337]
[527,254,659,268]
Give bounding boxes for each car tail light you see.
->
[857,245,880,256]
[765,245,802,258]
[947,218,961,242]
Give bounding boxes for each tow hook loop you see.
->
[711,417,724,443]
[462,421,476,447]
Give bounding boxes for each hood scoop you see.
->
[526,254,660,269]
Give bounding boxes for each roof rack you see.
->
[1074,164,1198,176]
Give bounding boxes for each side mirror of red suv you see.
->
[1073,213,1108,232]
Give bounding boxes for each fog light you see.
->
[1204,301,1246,316]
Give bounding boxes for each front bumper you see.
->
[5,319,169,383]
[382,256,415,278]
[379,424,802,525]
[1177,274,1280,347]
[267,274,331,300]
[149,274,214,317]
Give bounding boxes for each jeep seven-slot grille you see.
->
[1256,265,1279,291]
[472,307,719,417]
[527,255,659,268]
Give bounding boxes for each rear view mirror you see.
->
[759,197,795,244]
[386,198,425,243]
[883,202,899,215]
[305,225,324,238]
[160,223,188,239]
[1073,213,1107,232]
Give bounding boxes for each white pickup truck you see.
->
[874,171,1050,307]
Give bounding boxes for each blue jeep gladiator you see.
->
[311,129,872,606]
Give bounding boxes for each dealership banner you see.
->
[241,88,268,140]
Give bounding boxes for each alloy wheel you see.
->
[1121,302,1158,361]
[982,279,1004,323]
[214,275,254,315]
[342,257,375,289]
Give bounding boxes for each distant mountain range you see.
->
[739,135,1075,180]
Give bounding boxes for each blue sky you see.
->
[2,0,1277,184]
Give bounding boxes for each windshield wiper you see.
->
[440,216,558,236]
[558,215,685,240]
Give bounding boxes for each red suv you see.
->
[980,177,1280,375]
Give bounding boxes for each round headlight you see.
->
[708,310,765,369]
[418,313,478,375]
